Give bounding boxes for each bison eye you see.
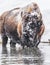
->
[24,16,29,22]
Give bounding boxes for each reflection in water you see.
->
[1,46,44,65]
[1,47,9,65]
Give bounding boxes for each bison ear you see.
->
[21,11,25,18]
[21,11,29,20]
[21,12,23,17]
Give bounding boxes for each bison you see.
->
[0,2,45,48]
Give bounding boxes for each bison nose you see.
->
[33,15,38,19]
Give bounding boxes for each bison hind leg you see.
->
[2,34,8,47]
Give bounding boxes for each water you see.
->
[0,43,50,65]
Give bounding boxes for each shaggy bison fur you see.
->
[0,2,45,48]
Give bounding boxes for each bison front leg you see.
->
[35,24,45,47]
[2,34,8,47]
[10,40,16,48]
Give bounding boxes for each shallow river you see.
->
[0,42,50,65]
